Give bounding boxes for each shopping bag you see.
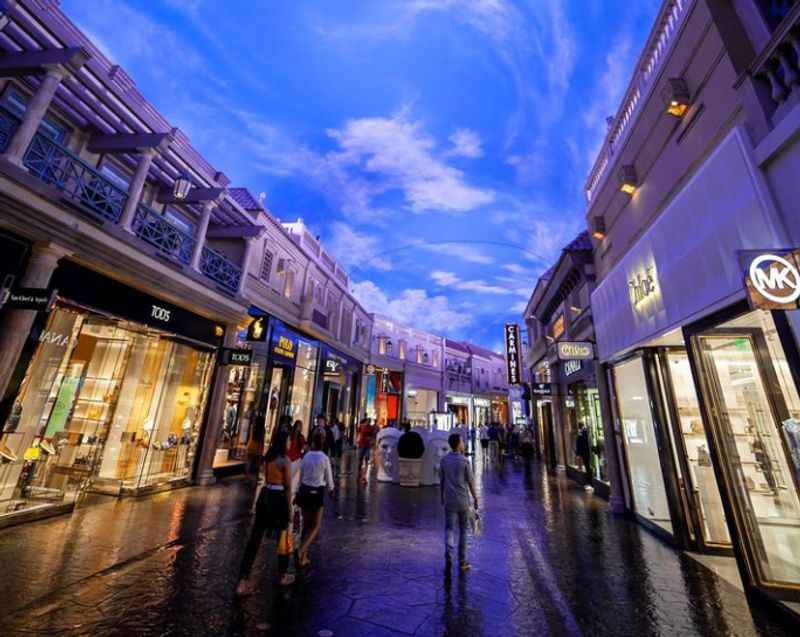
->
[277,529,294,555]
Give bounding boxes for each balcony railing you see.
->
[584,0,689,203]
[751,4,800,120]
[23,133,129,223]
[132,203,196,266]
[200,245,241,292]
[0,106,19,153]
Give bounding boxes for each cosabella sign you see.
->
[556,341,594,361]
[744,250,800,311]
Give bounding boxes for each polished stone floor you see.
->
[0,451,795,636]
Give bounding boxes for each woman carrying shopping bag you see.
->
[236,431,295,595]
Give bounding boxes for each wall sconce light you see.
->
[172,174,193,200]
[591,216,606,240]
[662,78,691,117]
[619,165,638,195]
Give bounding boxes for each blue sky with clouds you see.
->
[64,0,659,351]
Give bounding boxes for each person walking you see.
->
[296,430,335,569]
[236,432,295,595]
[576,424,593,491]
[356,417,377,484]
[440,433,479,573]
[479,423,489,464]
[487,422,499,464]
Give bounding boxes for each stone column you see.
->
[0,67,66,166]
[190,201,214,272]
[596,360,626,514]
[195,326,236,486]
[237,237,255,296]
[119,149,156,232]
[0,242,71,399]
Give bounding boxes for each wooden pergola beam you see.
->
[87,130,175,154]
[155,186,225,205]
[0,46,89,77]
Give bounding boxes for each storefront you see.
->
[471,397,489,428]
[317,344,361,436]
[0,262,220,522]
[405,388,438,426]
[592,128,800,605]
[445,394,471,427]
[260,319,319,439]
[365,366,403,428]
[212,312,270,473]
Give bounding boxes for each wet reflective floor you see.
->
[0,452,795,636]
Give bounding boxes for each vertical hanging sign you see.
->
[504,323,522,385]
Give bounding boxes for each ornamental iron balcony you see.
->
[200,245,241,293]
[23,133,128,223]
[132,203,196,266]
[0,105,19,153]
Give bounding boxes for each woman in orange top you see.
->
[237,431,294,594]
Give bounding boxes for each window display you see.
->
[406,389,438,426]
[287,339,318,435]
[695,310,800,586]
[0,305,214,516]
[614,356,673,533]
[575,386,607,483]
[663,350,730,546]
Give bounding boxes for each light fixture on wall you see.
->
[619,164,638,195]
[662,78,691,117]
[591,216,606,240]
[172,174,193,200]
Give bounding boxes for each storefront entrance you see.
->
[689,307,800,599]
[536,399,557,471]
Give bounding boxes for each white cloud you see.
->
[351,280,472,333]
[422,242,493,264]
[448,129,483,158]
[327,112,494,213]
[502,263,529,275]
[431,270,510,295]
[326,223,392,272]
[510,300,528,314]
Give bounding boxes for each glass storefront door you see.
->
[575,387,607,483]
[661,349,730,548]
[692,309,800,592]
[614,356,673,534]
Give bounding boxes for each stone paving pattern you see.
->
[0,452,794,636]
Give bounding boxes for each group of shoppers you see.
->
[236,415,337,595]
[478,422,537,464]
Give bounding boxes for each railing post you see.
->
[238,237,255,296]
[119,149,156,233]
[190,201,214,272]
[0,67,66,166]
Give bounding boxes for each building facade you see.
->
[584,0,800,614]
[522,232,613,498]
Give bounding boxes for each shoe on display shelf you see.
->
[0,441,18,463]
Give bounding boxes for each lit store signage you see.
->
[219,348,253,366]
[744,250,800,311]
[556,341,594,361]
[504,323,522,385]
[628,267,658,308]
[563,359,582,376]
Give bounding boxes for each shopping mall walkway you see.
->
[0,452,794,637]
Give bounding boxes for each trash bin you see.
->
[397,458,423,487]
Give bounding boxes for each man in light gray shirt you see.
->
[440,433,479,572]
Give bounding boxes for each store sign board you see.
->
[742,249,800,310]
[531,382,551,396]
[504,323,522,385]
[556,341,594,361]
[563,359,582,376]
[5,287,57,311]
[628,267,658,309]
[246,316,268,342]
[219,348,253,366]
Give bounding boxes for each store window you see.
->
[287,339,318,435]
[406,389,438,425]
[2,87,70,143]
[614,356,673,533]
[260,249,273,282]
[694,309,800,586]
[575,386,607,483]
[0,307,214,514]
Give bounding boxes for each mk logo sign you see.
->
[749,254,800,304]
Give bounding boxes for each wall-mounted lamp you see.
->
[662,78,691,117]
[172,174,193,200]
[591,216,606,240]
[619,164,638,195]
